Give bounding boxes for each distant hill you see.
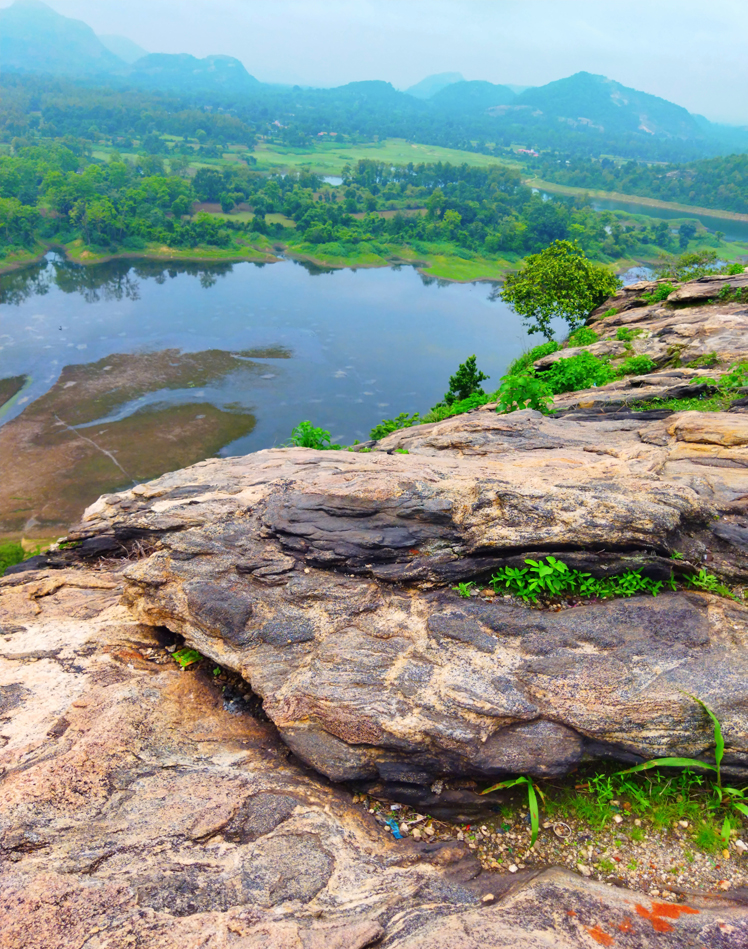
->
[127,54,260,93]
[430,80,516,113]
[99,34,148,65]
[405,72,464,99]
[0,0,123,75]
[513,72,704,140]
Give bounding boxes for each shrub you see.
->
[496,371,553,413]
[642,282,676,304]
[616,326,642,342]
[425,392,493,423]
[616,355,656,377]
[719,362,748,389]
[370,412,421,440]
[506,340,560,376]
[288,421,339,449]
[121,236,148,251]
[568,326,598,347]
[543,351,616,394]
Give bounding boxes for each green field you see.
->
[251,138,521,175]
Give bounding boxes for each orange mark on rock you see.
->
[566,910,577,917]
[635,901,699,932]
[617,918,633,934]
[651,902,700,919]
[585,926,615,946]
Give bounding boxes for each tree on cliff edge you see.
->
[501,240,620,340]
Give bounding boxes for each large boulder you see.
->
[53,407,748,795]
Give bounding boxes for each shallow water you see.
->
[0,254,556,454]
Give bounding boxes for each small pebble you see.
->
[482,893,495,903]
[508,864,518,873]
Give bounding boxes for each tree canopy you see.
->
[500,240,621,339]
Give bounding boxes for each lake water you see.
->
[0,253,552,454]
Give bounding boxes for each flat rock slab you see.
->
[2,569,747,948]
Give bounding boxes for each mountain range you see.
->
[1,0,746,160]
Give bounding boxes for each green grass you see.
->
[632,393,735,413]
[0,541,40,576]
[251,137,522,175]
[541,764,735,854]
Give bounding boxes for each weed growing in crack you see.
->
[483,556,739,605]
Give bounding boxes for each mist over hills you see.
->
[429,80,517,113]
[1,0,747,161]
[98,34,149,65]
[405,72,465,99]
[0,0,123,76]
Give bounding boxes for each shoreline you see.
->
[524,177,748,222]
[0,240,514,284]
[2,235,744,286]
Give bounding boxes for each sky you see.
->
[4,0,748,125]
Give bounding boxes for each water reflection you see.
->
[0,254,247,305]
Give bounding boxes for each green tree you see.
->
[500,240,620,339]
[444,355,489,405]
[679,222,697,248]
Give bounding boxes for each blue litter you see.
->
[386,818,403,839]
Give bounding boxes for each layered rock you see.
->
[38,403,747,796]
[2,568,747,947]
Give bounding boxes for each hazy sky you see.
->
[6,0,748,124]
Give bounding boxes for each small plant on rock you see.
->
[481,775,546,846]
[642,282,676,304]
[618,695,748,844]
[567,326,599,347]
[496,370,554,414]
[453,582,474,598]
[288,421,340,450]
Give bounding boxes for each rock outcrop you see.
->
[44,402,748,797]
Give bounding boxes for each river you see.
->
[590,197,748,244]
[0,254,557,533]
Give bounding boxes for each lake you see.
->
[0,254,556,534]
